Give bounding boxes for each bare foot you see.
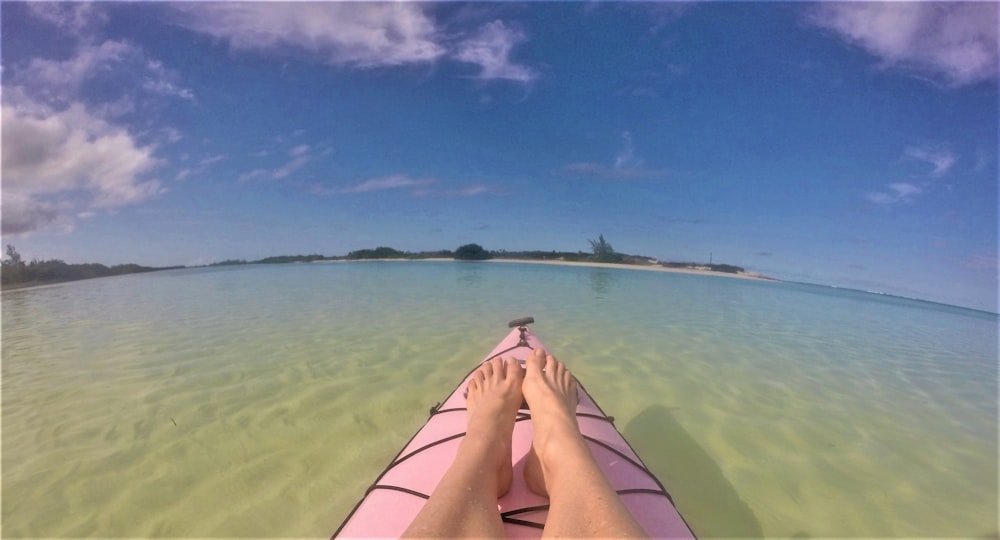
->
[465,356,524,497]
[402,358,524,537]
[520,350,649,537]
[521,348,585,497]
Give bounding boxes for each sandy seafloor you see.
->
[2,260,997,538]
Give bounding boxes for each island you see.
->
[1,236,774,290]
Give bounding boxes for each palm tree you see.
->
[588,234,621,263]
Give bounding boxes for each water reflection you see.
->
[456,262,484,286]
[589,268,616,298]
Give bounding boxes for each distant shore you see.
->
[325,257,776,282]
[3,247,775,291]
[486,258,776,281]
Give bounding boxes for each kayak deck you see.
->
[334,323,695,538]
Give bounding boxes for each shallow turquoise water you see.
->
[2,261,997,537]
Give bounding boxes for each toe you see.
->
[468,367,485,393]
[526,348,546,375]
[548,355,563,376]
[489,357,505,379]
[480,359,495,379]
[504,356,524,382]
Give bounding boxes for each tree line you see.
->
[3,236,746,289]
[1,245,181,287]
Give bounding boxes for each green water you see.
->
[2,261,997,537]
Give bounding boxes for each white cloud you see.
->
[564,131,665,180]
[904,146,957,178]
[19,40,133,104]
[614,131,641,169]
[272,158,308,180]
[236,146,311,182]
[13,40,195,109]
[17,4,194,110]
[1,101,162,235]
[174,3,445,68]
[308,174,435,195]
[272,145,311,179]
[162,127,183,144]
[91,96,137,119]
[865,145,964,206]
[26,1,108,37]
[450,184,495,197]
[175,154,227,182]
[342,174,434,194]
[866,182,923,205]
[308,176,498,197]
[173,4,538,83]
[2,4,196,237]
[810,3,998,86]
[640,3,691,34]
[238,169,270,183]
[453,21,537,82]
[200,154,227,166]
[0,192,70,236]
[143,60,196,101]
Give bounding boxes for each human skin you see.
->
[402,349,647,538]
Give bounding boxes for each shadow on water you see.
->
[456,263,484,286]
[589,268,616,298]
[624,404,764,538]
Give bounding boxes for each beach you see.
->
[484,258,774,281]
[325,257,775,282]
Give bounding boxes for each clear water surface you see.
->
[2,261,997,537]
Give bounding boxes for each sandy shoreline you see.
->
[489,258,775,281]
[324,257,776,282]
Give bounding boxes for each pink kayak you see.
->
[334,318,695,538]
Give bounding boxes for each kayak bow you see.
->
[334,318,695,538]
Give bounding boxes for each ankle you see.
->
[537,435,603,494]
[534,425,587,464]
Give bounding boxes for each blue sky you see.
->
[2,2,997,312]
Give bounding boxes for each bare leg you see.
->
[522,348,648,538]
[402,356,523,538]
